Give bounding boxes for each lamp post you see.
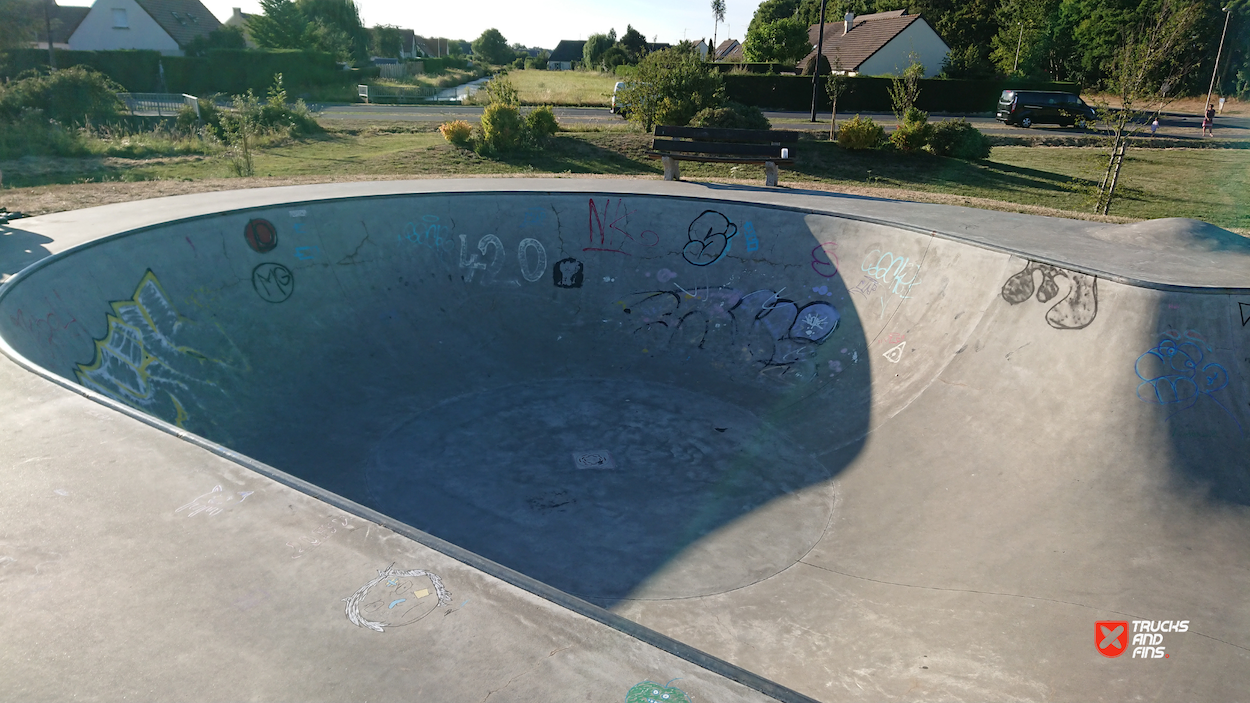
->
[1012,22,1025,74]
[42,0,56,69]
[809,0,828,121]
[1205,7,1232,110]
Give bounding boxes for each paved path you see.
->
[313,103,1250,140]
[2,179,1248,701]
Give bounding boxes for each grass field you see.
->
[1,121,1245,231]
[506,69,619,106]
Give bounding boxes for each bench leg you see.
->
[764,161,779,187]
[662,156,681,181]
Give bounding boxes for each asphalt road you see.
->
[313,103,1249,140]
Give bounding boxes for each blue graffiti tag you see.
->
[1134,331,1243,434]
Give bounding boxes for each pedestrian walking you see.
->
[1150,116,1159,137]
[1202,104,1215,137]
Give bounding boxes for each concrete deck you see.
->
[2,179,1248,701]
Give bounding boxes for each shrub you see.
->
[0,110,87,159]
[481,75,519,107]
[690,101,771,130]
[616,45,723,131]
[438,119,474,146]
[175,97,224,137]
[0,66,123,125]
[525,106,559,143]
[837,115,884,150]
[479,102,525,152]
[889,107,932,153]
[928,118,992,160]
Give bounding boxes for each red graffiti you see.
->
[586,198,659,256]
[811,242,840,278]
[8,291,88,355]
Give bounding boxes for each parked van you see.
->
[996,90,1095,128]
[611,82,627,114]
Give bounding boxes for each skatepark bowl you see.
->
[1,180,1248,701]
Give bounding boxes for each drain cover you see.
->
[572,450,616,470]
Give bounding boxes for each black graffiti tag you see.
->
[252,263,294,303]
[682,211,737,267]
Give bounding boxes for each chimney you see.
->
[844,12,855,34]
[232,7,243,20]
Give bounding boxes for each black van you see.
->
[996,90,1095,128]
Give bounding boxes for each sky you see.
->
[59,0,764,51]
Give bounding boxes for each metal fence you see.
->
[116,93,200,117]
[357,84,440,104]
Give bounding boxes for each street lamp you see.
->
[1206,7,1233,110]
[809,0,828,122]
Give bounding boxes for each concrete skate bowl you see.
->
[3,181,1250,641]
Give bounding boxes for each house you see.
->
[546,40,585,70]
[692,39,709,60]
[28,2,91,51]
[714,38,742,62]
[69,0,221,56]
[398,29,420,59]
[223,7,257,48]
[801,10,949,78]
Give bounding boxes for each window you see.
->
[112,8,128,28]
[171,11,186,25]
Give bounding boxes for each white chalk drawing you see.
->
[75,270,247,429]
[518,238,547,283]
[883,341,906,364]
[861,249,922,299]
[287,515,354,558]
[176,485,253,517]
[344,565,452,632]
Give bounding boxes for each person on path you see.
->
[1151,116,1159,137]
[1202,104,1215,137]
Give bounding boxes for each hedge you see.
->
[724,75,1082,113]
[710,63,791,74]
[1,48,349,96]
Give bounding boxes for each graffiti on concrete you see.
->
[682,210,737,266]
[618,286,839,373]
[861,249,921,299]
[175,485,253,517]
[1135,329,1242,433]
[1238,301,1250,327]
[811,241,839,278]
[344,565,452,632]
[626,680,692,703]
[586,198,659,256]
[1001,261,1098,330]
[743,221,760,252]
[252,263,294,303]
[458,234,550,285]
[75,270,246,429]
[400,215,457,269]
[244,218,278,254]
[553,257,584,288]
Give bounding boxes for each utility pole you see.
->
[42,0,55,68]
[809,0,828,122]
[1012,22,1024,74]
[1206,7,1232,109]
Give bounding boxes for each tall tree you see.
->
[583,29,617,68]
[472,28,512,64]
[712,0,726,52]
[297,0,368,63]
[247,0,308,51]
[621,25,648,60]
[744,16,810,63]
[989,0,1062,77]
[370,25,405,59]
[0,0,41,51]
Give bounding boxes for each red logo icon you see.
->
[1096,621,1129,657]
[245,219,278,254]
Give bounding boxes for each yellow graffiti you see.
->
[75,270,239,429]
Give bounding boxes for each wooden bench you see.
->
[647,126,800,186]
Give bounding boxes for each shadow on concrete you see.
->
[0,225,53,279]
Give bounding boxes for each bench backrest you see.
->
[654,125,800,144]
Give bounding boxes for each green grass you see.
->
[506,69,619,106]
[2,122,1246,230]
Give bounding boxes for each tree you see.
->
[621,25,648,60]
[747,0,799,37]
[370,25,405,58]
[888,54,924,121]
[825,56,850,138]
[616,45,724,131]
[1094,0,1203,215]
[472,28,512,65]
[184,25,248,57]
[744,17,810,63]
[297,0,368,63]
[583,30,617,69]
[248,0,307,50]
[712,0,726,52]
[0,0,41,51]
[989,0,1061,77]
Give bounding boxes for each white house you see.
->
[546,40,585,71]
[802,10,949,78]
[223,7,257,48]
[69,0,221,56]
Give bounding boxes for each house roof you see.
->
[714,38,741,61]
[803,11,925,72]
[133,0,222,48]
[35,3,90,44]
[547,40,585,63]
